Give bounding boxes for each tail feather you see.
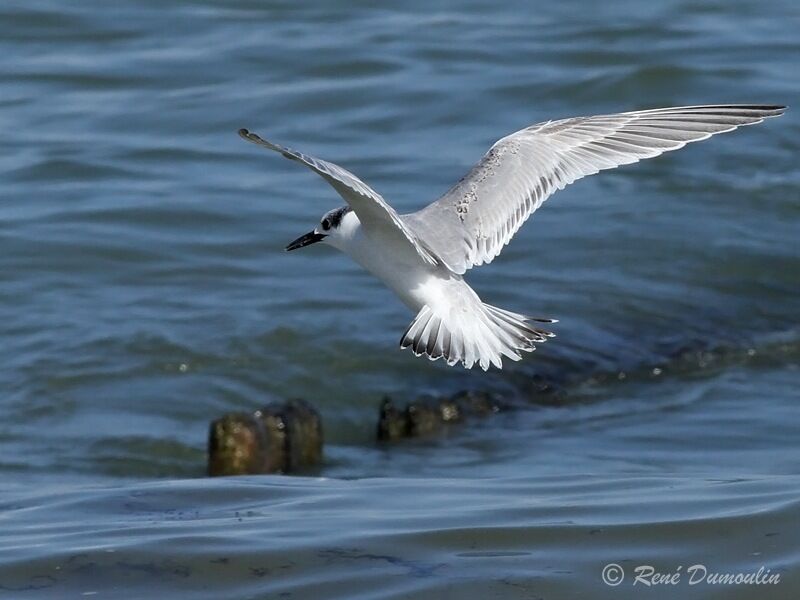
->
[400,301,556,370]
[426,316,442,358]
[479,309,523,366]
[485,305,555,343]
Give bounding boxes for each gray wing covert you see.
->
[239,129,440,267]
[404,105,785,275]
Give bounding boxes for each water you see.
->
[1,0,799,597]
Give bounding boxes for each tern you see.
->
[239,104,784,370]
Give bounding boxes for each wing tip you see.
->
[238,128,272,147]
[638,104,787,118]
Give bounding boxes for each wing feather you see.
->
[238,129,439,266]
[402,104,784,274]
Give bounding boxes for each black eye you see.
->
[321,218,331,231]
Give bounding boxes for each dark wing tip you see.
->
[238,128,273,148]
[724,104,786,111]
[744,104,787,116]
[714,104,786,117]
[238,128,261,144]
[640,104,787,118]
[754,105,787,120]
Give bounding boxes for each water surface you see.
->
[1,0,799,598]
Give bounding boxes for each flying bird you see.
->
[239,104,784,370]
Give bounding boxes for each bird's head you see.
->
[285,206,355,252]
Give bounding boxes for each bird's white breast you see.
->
[336,217,450,313]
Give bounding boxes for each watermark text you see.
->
[601,563,780,587]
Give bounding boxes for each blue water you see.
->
[1,1,799,598]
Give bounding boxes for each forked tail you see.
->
[400,302,556,370]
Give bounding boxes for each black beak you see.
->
[285,230,326,252]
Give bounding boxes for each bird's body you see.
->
[327,209,529,371]
[239,104,785,370]
[327,208,436,312]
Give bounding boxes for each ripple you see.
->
[0,3,797,596]
[0,475,797,598]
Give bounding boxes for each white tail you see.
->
[400,301,555,370]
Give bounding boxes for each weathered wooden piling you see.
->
[208,399,322,476]
[377,390,506,442]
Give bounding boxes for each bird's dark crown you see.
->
[324,206,352,229]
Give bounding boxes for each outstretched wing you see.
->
[238,129,439,266]
[402,105,785,274]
